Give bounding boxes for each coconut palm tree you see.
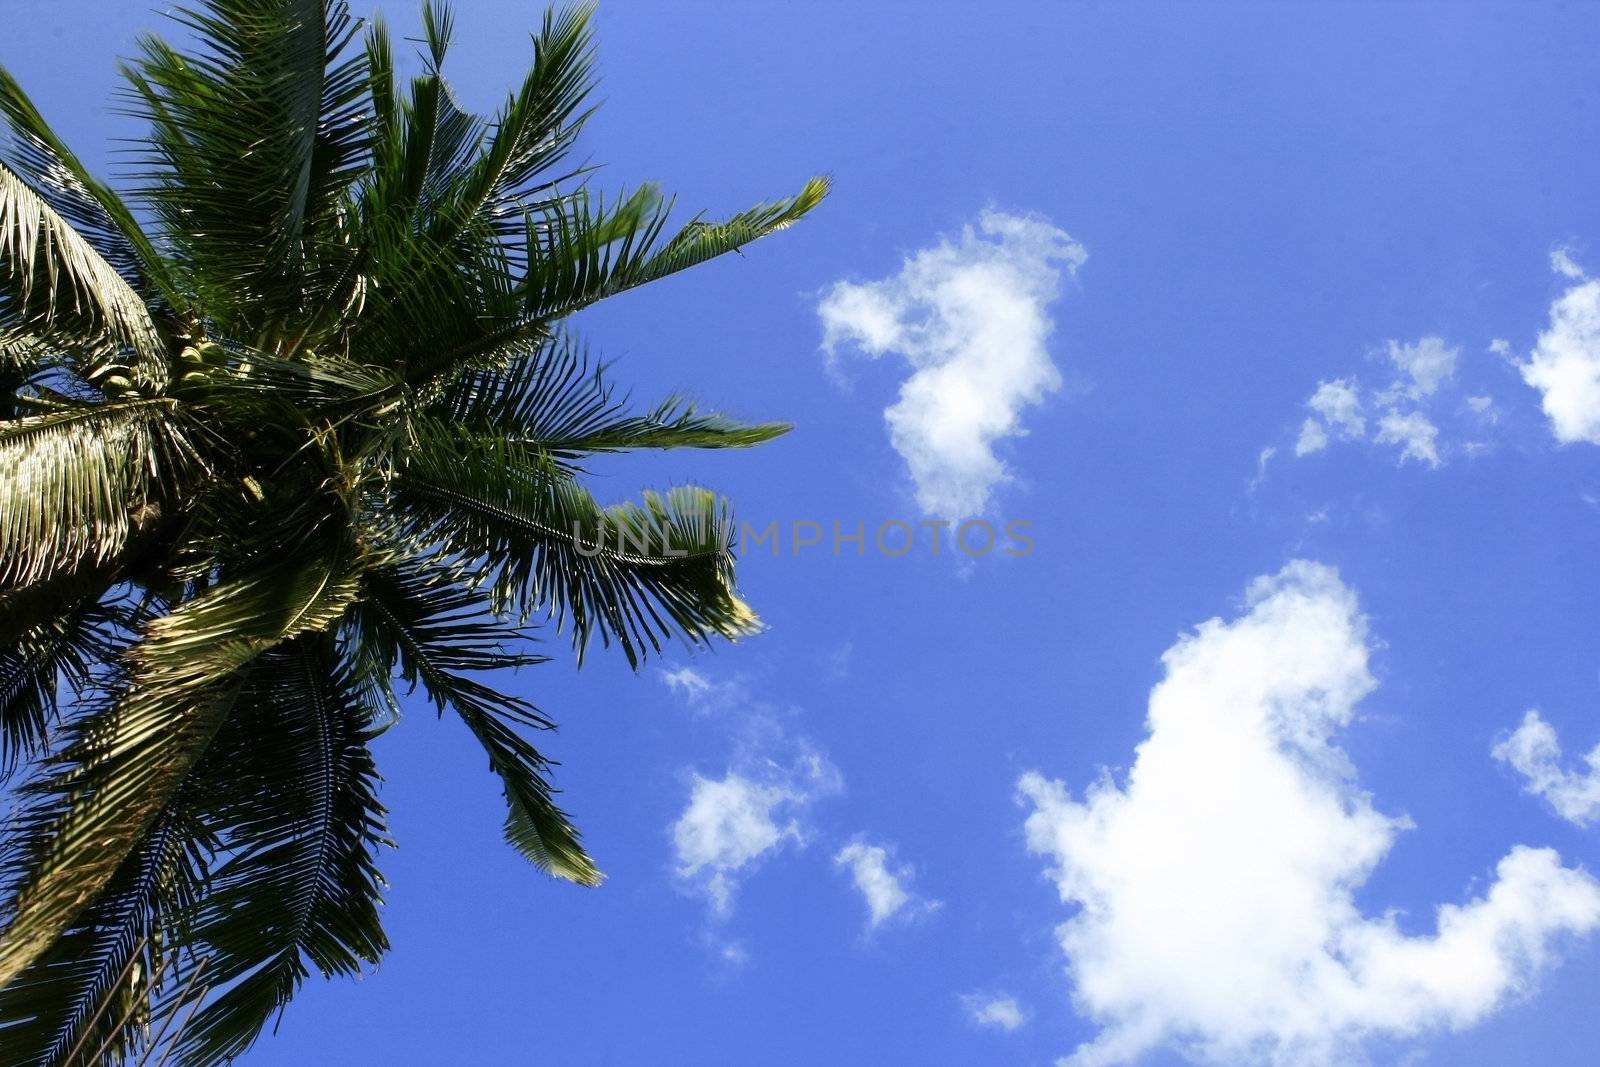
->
[0,2,823,1062]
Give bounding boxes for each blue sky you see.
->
[9,1,1600,1064]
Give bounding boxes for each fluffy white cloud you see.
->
[1494,710,1600,826]
[834,840,939,928]
[963,993,1027,1032]
[819,210,1086,516]
[1019,562,1600,1067]
[664,670,842,918]
[1384,336,1458,399]
[1309,378,1367,435]
[674,751,839,915]
[674,774,805,915]
[1374,409,1441,468]
[1520,278,1600,445]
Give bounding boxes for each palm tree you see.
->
[0,1,823,1062]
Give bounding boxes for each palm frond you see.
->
[523,176,830,320]
[346,559,599,884]
[0,801,211,1067]
[0,164,166,380]
[0,399,198,589]
[163,635,388,1066]
[456,697,600,887]
[0,549,363,989]
[436,332,790,458]
[120,0,369,334]
[0,67,178,305]
[0,602,124,780]
[433,4,595,248]
[389,423,758,668]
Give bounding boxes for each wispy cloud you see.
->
[1019,561,1600,1067]
[834,840,940,929]
[961,992,1027,1032]
[819,209,1086,517]
[1291,339,1459,469]
[1295,378,1366,456]
[660,665,713,700]
[1495,710,1600,826]
[1374,409,1441,467]
[1383,336,1458,400]
[1552,245,1588,281]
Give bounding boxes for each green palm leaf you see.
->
[0,68,170,302]
[391,424,759,667]
[120,0,370,335]
[162,636,388,1065]
[349,560,600,884]
[0,801,211,1067]
[0,603,122,779]
[523,176,830,320]
[436,333,790,457]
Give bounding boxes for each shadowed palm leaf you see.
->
[0,2,822,1063]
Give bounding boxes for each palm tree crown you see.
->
[0,2,824,1062]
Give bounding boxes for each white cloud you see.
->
[661,665,712,699]
[674,749,840,916]
[1248,446,1277,492]
[1294,418,1330,457]
[1297,378,1367,457]
[665,669,843,920]
[1384,336,1458,399]
[1308,378,1367,436]
[963,993,1027,1032]
[1374,409,1441,468]
[1285,340,1471,468]
[1552,246,1587,281]
[1520,278,1600,445]
[1292,415,1331,454]
[1494,710,1600,826]
[819,209,1086,516]
[674,774,805,915]
[1019,561,1600,1067]
[834,840,940,928]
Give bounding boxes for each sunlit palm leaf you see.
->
[0,68,176,304]
[0,802,211,1067]
[0,400,198,589]
[0,165,165,378]
[0,550,362,988]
